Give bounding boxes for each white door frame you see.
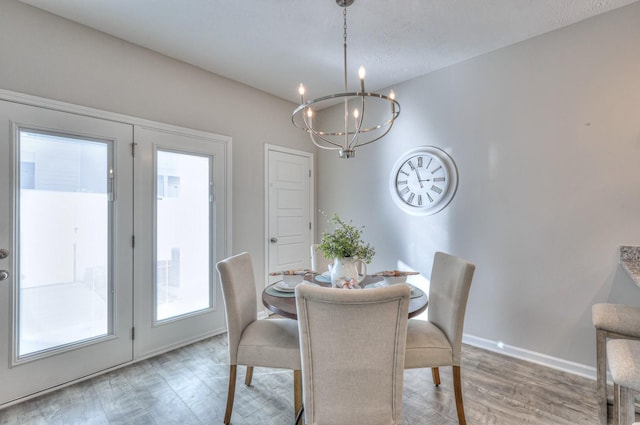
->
[264,144,314,289]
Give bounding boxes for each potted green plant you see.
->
[318,213,375,288]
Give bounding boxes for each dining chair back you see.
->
[216,252,302,424]
[310,243,332,273]
[295,284,411,425]
[404,251,475,425]
[592,303,640,425]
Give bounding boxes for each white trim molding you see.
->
[463,334,597,380]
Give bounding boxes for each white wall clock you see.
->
[389,146,459,216]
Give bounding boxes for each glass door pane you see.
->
[18,130,111,357]
[155,150,211,321]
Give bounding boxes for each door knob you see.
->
[270,237,278,243]
[0,270,8,281]
[0,249,8,260]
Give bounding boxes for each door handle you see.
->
[270,237,278,243]
[0,249,8,260]
[0,270,8,281]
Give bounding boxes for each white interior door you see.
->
[133,126,228,358]
[0,100,134,406]
[266,146,313,286]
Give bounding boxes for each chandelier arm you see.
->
[301,109,343,149]
[348,93,367,149]
[351,119,396,148]
[309,132,342,150]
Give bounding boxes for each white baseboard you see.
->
[463,334,597,381]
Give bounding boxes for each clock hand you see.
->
[415,169,424,188]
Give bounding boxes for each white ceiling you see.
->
[19,0,640,104]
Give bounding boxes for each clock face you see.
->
[390,146,458,215]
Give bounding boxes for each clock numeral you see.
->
[399,187,410,196]
[408,160,415,171]
[397,180,408,185]
[426,158,433,169]
[427,193,434,202]
[417,156,423,168]
[407,192,415,204]
[431,165,443,174]
[433,177,445,182]
[431,185,443,194]
[400,170,409,177]
[418,195,423,206]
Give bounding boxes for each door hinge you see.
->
[309,169,311,178]
[131,142,137,157]
[309,222,312,230]
[131,235,135,248]
[131,327,135,340]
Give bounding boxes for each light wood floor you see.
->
[0,333,621,424]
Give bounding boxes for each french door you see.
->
[0,96,229,406]
[133,126,227,358]
[0,100,134,405]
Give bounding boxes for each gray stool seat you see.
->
[608,339,640,391]
[592,303,640,425]
[607,339,640,425]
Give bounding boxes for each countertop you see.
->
[620,246,640,286]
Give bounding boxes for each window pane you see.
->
[156,151,211,321]
[19,131,110,356]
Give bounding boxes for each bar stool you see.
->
[592,304,640,425]
[607,339,640,425]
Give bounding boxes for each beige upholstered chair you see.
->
[606,339,640,425]
[295,284,411,425]
[216,252,302,424]
[310,243,332,273]
[592,303,640,425]
[404,251,476,425]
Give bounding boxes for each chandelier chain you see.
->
[343,7,347,45]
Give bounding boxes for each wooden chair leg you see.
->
[224,365,237,425]
[294,370,302,421]
[596,329,608,425]
[613,382,620,425]
[453,366,466,425]
[431,367,441,386]
[295,405,305,425]
[244,365,254,386]
[619,385,635,425]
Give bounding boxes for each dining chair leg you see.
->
[245,365,254,386]
[431,367,441,387]
[618,385,635,425]
[294,369,302,420]
[596,329,608,425]
[613,382,620,425]
[294,405,305,425]
[224,364,237,425]
[453,366,467,425]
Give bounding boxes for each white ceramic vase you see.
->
[329,257,367,288]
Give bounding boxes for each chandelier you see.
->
[291,0,401,159]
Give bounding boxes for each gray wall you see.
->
[3,0,640,372]
[317,2,640,370]
[0,0,311,285]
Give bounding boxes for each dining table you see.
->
[262,274,428,320]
